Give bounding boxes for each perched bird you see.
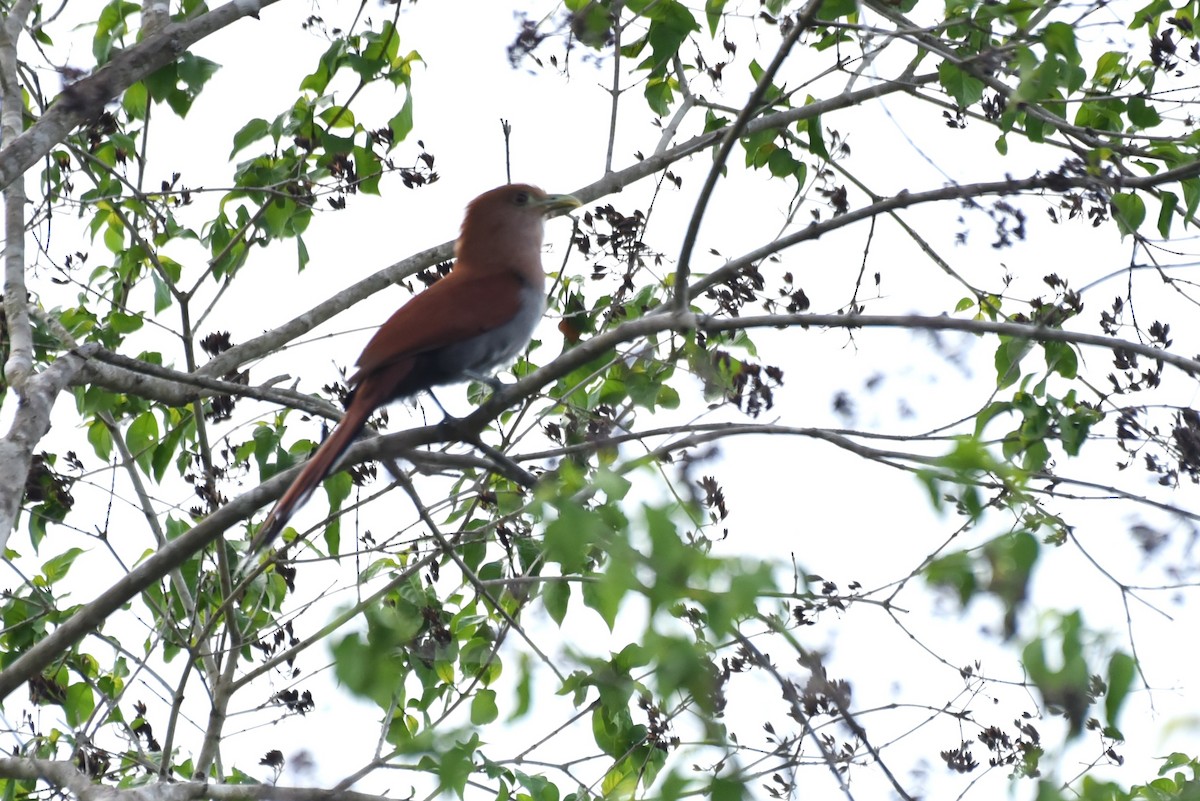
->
[252,184,580,554]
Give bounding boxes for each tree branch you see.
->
[0,0,35,390]
[0,0,284,193]
[674,1,822,313]
[0,756,400,801]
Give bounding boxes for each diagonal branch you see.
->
[674,0,824,313]
[0,0,284,193]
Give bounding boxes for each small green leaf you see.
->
[1105,652,1136,737]
[582,569,624,631]
[65,683,96,728]
[127,412,159,473]
[1183,177,1200,220]
[657,384,681,409]
[705,0,727,35]
[388,94,414,143]
[42,548,85,583]
[767,148,798,177]
[88,419,113,460]
[1111,192,1146,237]
[995,336,1032,389]
[543,579,569,626]
[711,776,745,801]
[1157,190,1178,238]
[103,223,124,254]
[640,0,700,74]
[806,111,828,159]
[471,689,499,725]
[122,81,148,119]
[938,61,985,107]
[644,75,674,116]
[152,424,185,484]
[1127,95,1162,129]
[176,53,220,95]
[107,311,143,335]
[230,118,270,158]
[1042,22,1080,65]
[1042,341,1078,379]
[925,551,977,606]
[323,471,353,557]
[815,0,858,21]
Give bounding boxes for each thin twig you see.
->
[673,1,824,314]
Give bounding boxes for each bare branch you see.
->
[674,1,824,314]
[0,1,34,389]
[0,0,283,193]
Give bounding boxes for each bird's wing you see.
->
[351,270,529,381]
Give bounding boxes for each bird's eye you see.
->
[513,190,530,206]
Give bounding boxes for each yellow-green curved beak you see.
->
[537,193,582,216]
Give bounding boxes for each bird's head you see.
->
[456,184,581,270]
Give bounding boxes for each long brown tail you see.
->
[249,375,395,557]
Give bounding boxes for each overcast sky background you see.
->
[5,0,1200,798]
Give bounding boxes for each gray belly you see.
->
[433,284,545,379]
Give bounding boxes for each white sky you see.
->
[5,1,1200,799]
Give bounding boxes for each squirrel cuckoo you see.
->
[253,184,580,553]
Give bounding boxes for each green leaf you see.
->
[127,412,159,473]
[103,222,124,254]
[995,336,1032,389]
[924,551,976,606]
[1157,190,1178,238]
[301,40,347,95]
[657,384,681,409]
[150,271,171,314]
[644,75,674,116]
[1129,0,1173,31]
[389,94,414,143]
[65,682,96,728]
[107,311,143,335]
[984,531,1039,634]
[1042,341,1078,379]
[152,422,186,484]
[543,579,569,626]
[1127,95,1162,129]
[1183,177,1200,221]
[545,502,608,573]
[705,0,727,35]
[767,148,798,177]
[582,569,624,631]
[323,471,353,557]
[1104,652,1135,737]
[471,689,499,725]
[230,118,270,158]
[176,53,220,95]
[815,0,858,21]
[1092,50,1127,87]
[362,21,401,66]
[94,1,137,63]
[711,776,745,801]
[122,80,148,119]
[639,0,699,74]
[805,99,828,159]
[938,61,985,107]
[1042,22,1080,66]
[1111,192,1146,238]
[42,548,85,583]
[88,419,113,460]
